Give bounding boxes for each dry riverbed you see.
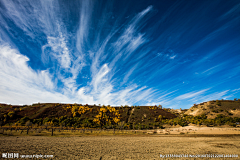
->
[0,134,240,160]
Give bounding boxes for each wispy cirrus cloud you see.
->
[0,1,157,106]
[191,90,230,103]
[232,88,240,92]
[174,89,210,101]
[0,43,72,104]
[121,63,139,86]
[194,62,227,76]
[0,0,239,109]
[156,50,177,60]
[0,42,158,106]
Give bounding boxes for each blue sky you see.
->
[0,0,240,109]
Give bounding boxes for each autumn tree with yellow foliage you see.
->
[93,105,120,128]
[65,104,92,117]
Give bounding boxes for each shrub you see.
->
[216,114,225,119]
[216,100,221,106]
[208,105,214,109]
[212,109,218,113]
[7,111,15,118]
[19,116,30,126]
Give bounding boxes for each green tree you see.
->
[7,111,15,119]
[19,116,30,126]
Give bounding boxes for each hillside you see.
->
[1,100,240,129]
[0,103,176,129]
[185,100,240,119]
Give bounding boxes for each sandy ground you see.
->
[0,135,240,160]
[155,126,240,135]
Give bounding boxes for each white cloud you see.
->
[121,63,139,86]
[0,44,54,90]
[76,0,93,53]
[191,90,230,103]
[0,43,73,104]
[157,52,177,60]
[0,42,159,106]
[174,88,210,100]
[232,88,240,92]
[169,55,177,59]
[47,31,71,69]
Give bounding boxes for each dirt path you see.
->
[0,135,239,159]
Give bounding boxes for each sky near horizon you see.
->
[0,0,240,109]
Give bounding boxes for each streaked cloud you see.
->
[0,0,239,109]
[174,89,210,101]
[232,88,240,92]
